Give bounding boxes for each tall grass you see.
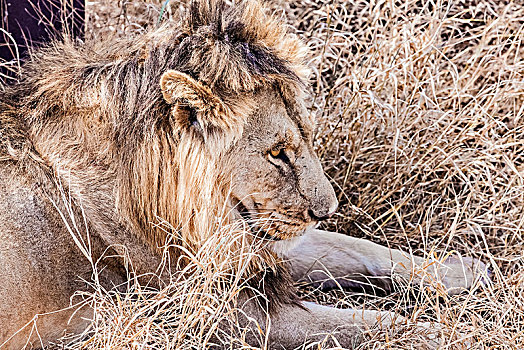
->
[54,220,273,349]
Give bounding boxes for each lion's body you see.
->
[0,101,126,346]
[0,1,486,349]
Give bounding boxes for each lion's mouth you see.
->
[234,200,282,241]
[232,198,313,241]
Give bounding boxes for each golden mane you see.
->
[3,0,309,279]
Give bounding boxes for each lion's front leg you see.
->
[272,229,488,294]
[239,297,403,349]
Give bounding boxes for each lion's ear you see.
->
[160,70,249,139]
[160,70,226,120]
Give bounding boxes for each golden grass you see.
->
[3,0,522,348]
[54,219,272,349]
[290,0,524,348]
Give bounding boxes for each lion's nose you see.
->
[308,202,338,221]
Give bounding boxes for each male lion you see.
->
[0,0,487,349]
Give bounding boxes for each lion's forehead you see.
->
[244,93,313,148]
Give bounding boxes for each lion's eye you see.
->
[270,148,282,158]
[268,147,291,164]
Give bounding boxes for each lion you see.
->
[0,0,488,348]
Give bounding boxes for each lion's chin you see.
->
[247,214,318,242]
[260,221,315,241]
[269,226,317,256]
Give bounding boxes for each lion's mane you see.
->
[0,0,309,298]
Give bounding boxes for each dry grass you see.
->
[291,0,524,347]
[3,0,523,348]
[52,218,274,350]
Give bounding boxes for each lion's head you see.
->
[225,87,338,240]
[157,80,337,246]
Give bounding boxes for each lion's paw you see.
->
[439,255,491,295]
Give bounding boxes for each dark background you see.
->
[0,0,85,80]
